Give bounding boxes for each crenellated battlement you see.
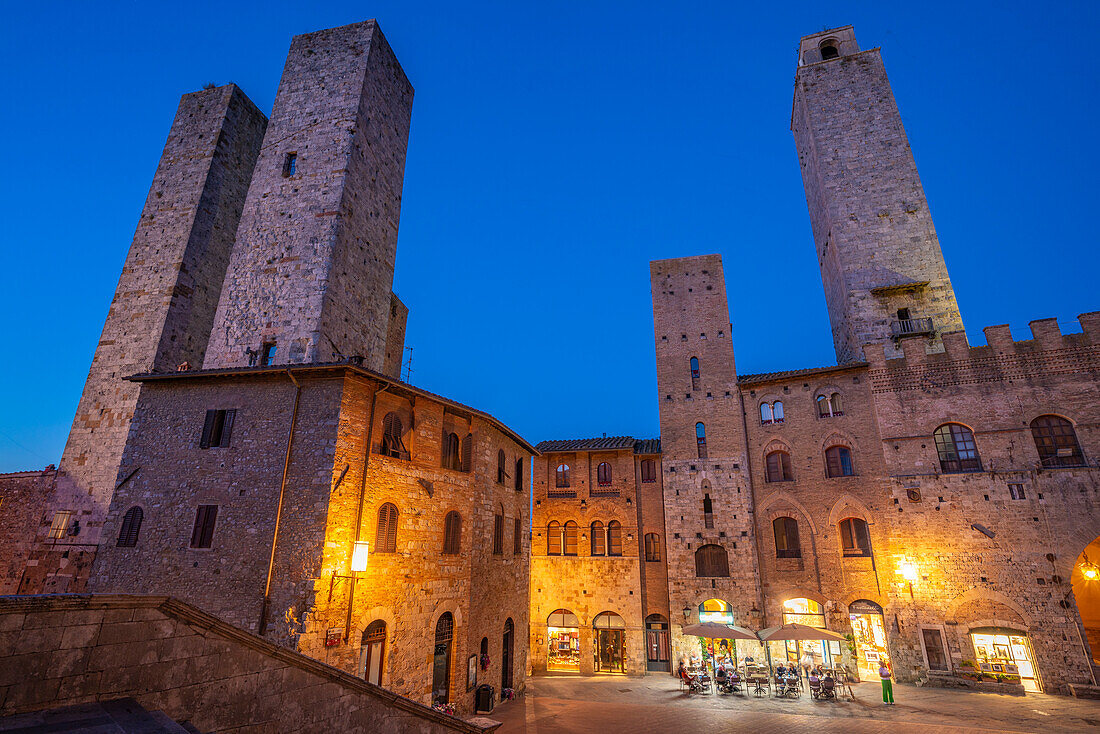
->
[864,312,1100,391]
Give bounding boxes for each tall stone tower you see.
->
[651,255,763,662]
[37,85,267,589]
[792,26,963,363]
[203,21,413,373]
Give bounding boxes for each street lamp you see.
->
[351,540,370,572]
[900,561,918,599]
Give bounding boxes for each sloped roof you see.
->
[737,362,867,385]
[633,438,661,455]
[535,436,636,452]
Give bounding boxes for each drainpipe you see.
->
[259,369,302,635]
[737,388,769,629]
[345,380,389,642]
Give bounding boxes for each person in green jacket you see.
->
[878,661,895,704]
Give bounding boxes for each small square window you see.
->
[283,152,297,177]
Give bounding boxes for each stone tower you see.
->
[792,26,963,363]
[650,255,764,661]
[45,85,267,574]
[203,21,413,373]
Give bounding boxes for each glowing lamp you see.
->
[900,562,918,583]
[1083,566,1099,581]
[351,541,370,572]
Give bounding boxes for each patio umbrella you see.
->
[682,622,758,640]
[757,623,845,642]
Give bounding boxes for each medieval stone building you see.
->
[530,26,1100,695]
[0,20,532,715]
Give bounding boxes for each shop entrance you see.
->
[849,599,889,680]
[547,608,580,672]
[645,614,670,672]
[593,612,626,673]
[970,628,1041,692]
[360,619,386,685]
[778,598,836,669]
[1072,537,1100,667]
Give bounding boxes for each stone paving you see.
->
[486,674,1100,733]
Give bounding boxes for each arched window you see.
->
[774,401,784,423]
[555,464,570,488]
[497,449,507,484]
[591,521,605,556]
[502,618,514,690]
[765,451,793,482]
[703,493,714,529]
[817,393,843,418]
[376,503,398,553]
[547,521,562,555]
[838,517,871,557]
[773,516,801,558]
[640,459,657,483]
[380,412,407,458]
[607,520,622,556]
[644,533,661,562]
[695,544,730,577]
[432,613,454,706]
[760,402,773,424]
[933,424,981,473]
[820,41,839,60]
[1031,415,1084,467]
[696,422,707,459]
[361,620,386,685]
[442,511,461,554]
[563,521,578,556]
[117,506,143,547]
[690,357,700,380]
[824,446,854,477]
[441,432,460,470]
[597,462,612,486]
[515,457,524,491]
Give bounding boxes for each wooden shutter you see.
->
[117,506,143,547]
[591,522,605,555]
[547,522,561,555]
[514,458,523,492]
[493,514,504,554]
[377,503,398,553]
[461,433,473,473]
[497,450,506,484]
[443,512,460,554]
[608,521,622,556]
[563,522,577,556]
[191,505,217,548]
[514,517,522,554]
[200,410,216,449]
[825,447,841,477]
[219,409,236,448]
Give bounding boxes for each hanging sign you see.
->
[849,600,884,615]
[325,628,342,647]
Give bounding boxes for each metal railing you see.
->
[891,317,934,338]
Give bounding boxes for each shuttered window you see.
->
[839,517,871,557]
[461,433,473,473]
[497,450,507,484]
[773,516,801,558]
[514,517,522,554]
[376,503,398,553]
[640,459,656,483]
[694,544,729,577]
[514,457,524,492]
[563,521,578,556]
[607,520,622,556]
[644,533,660,562]
[597,462,612,486]
[117,506,143,547]
[590,521,605,556]
[442,432,460,470]
[547,522,561,555]
[493,513,504,555]
[380,413,408,459]
[199,409,236,449]
[442,511,461,554]
[190,505,218,548]
[824,446,854,477]
[765,451,793,482]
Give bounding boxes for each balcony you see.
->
[891,317,934,338]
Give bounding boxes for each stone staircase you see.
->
[0,698,203,733]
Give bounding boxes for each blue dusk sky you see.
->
[0,1,1097,471]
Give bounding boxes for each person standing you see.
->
[878,661,894,705]
[800,651,814,681]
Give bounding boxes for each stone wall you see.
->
[792,29,963,363]
[204,21,413,371]
[0,468,57,594]
[0,594,499,733]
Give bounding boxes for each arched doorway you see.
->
[698,598,734,624]
[502,618,514,689]
[360,620,386,685]
[1073,537,1100,669]
[848,600,888,680]
[969,627,1040,692]
[593,612,626,673]
[432,612,454,705]
[779,598,834,668]
[645,614,670,672]
[547,609,580,671]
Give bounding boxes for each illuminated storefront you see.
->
[699,598,735,624]
[849,599,889,680]
[547,608,580,672]
[593,612,626,673]
[778,598,838,668]
[970,627,1041,692]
